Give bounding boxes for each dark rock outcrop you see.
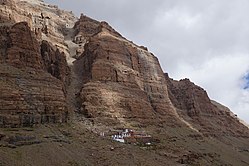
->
[41,40,70,87]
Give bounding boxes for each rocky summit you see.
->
[0,0,249,166]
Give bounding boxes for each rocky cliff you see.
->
[77,21,178,126]
[0,21,69,127]
[1,0,249,165]
[0,0,76,127]
[165,73,249,137]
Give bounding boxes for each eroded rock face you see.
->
[0,0,77,56]
[0,0,248,139]
[165,73,217,117]
[41,40,70,87]
[74,16,249,134]
[76,25,179,126]
[6,22,43,69]
[73,14,100,39]
[0,65,69,127]
[0,0,16,23]
[1,1,249,165]
[0,25,10,63]
[165,73,249,137]
[0,22,69,127]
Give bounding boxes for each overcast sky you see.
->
[45,0,249,123]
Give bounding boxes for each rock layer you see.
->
[165,73,249,137]
[41,40,70,87]
[76,22,180,126]
[0,22,69,127]
[6,22,43,69]
[0,65,68,127]
[0,0,248,136]
[1,1,249,165]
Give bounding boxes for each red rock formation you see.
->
[76,22,179,126]
[0,65,69,127]
[0,0,248,139]
[0,1,249,165]
[41,40,70,87]
[6,22,44,69]
[73,14,100,38]
[165,73,217,117]
[73,14,123,44]
[0,22,69,127]
[165,73,249,137]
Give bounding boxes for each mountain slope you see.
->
[0,0,249,165]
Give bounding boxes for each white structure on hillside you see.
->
[111,128,153,144]
[111,129,131,143]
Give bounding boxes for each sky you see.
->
[44,0,249,123]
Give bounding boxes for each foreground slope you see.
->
[0,0,249,165]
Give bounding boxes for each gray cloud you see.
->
[45,0,249,123]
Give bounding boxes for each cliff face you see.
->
[0,0,77,56]
[6,22,43,69]
[77,23,177,126]
[0,0,77,127]
[41,40,70,86]
[1,0,249,165]
[0,21,69,127]
[165,73,249,137]
[0,0,248,134]
[165,73,218,117]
